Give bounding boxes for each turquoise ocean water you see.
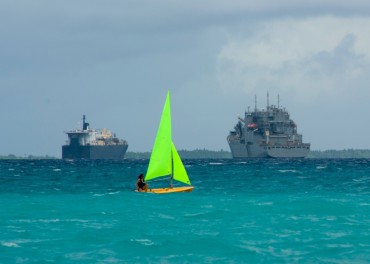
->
[1,159,370,263]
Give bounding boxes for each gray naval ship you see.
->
[62,115,128,160]
[227,94,310,158]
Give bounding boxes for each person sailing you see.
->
[136,174,149,192]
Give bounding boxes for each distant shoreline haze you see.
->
[2,149,370,159]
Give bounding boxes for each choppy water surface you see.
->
[1,159,370,263]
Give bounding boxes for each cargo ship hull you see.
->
[62,145,128,160]
[62,115,128,160]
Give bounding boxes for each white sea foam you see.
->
[1,242,20,248]
[326,243,353,248]
[201,205,214,209]
[256,202,273,206]
[14,218,89,223]
[82,222,115,230]
[65,252,90,261]
[131,239,154,246]
[352,178,368,182]
[53,168,61,172]
[184,212,208,217]
[324,231,347,239]
[1,238,58,247]
[108,191,120,195]
[279,170,298,173]
[7,226,27,233]
[16,218,61,223]
[157,214,175,220]
[209,162,223,165]
[93,191,120,197]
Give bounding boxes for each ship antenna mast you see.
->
[83,115,86,130]
[82,115,89,130]
[255,95,257,111]
[278,94,280,109]
[267,91,270,111]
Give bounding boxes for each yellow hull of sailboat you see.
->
[147,186,194,194]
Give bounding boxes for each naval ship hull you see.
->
[267,146,310,158]
[228,140,310,158]
[62,145,128,160]
[228,93,310,159]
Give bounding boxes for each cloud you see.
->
[217,16,370,102]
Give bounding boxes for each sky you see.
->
[2,0,370,157]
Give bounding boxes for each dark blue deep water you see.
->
[1,159,370,263]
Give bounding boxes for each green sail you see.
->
[172,142,191,185]
[145,91,172,181]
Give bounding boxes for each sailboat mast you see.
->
[170,149,173,188]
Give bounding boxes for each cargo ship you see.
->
[62,115,128,160]
[227,93,310,158]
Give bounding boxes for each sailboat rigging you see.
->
[143,91,194,194]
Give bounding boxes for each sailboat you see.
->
[143,91,194,194]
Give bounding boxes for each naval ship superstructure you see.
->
[227,94,310,158]
[62,115,128,160]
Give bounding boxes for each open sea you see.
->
[1,158,370,263]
